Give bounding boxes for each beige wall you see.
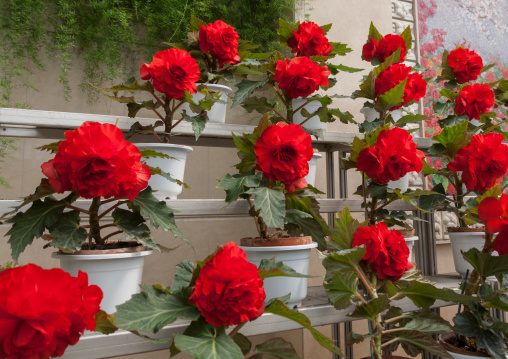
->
[0,1,401,358]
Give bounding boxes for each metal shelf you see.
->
[65,275,462,359]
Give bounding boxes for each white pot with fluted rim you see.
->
[136,143,193,199]
[52,246,153,313]
[239,237,317,307]
[405,236,418,263]
[447,229,493,277]
[181,83,232,123]
[305,152,322,187]
[388,174,409,193]
[360,107,402,123]
[292,98,326,131]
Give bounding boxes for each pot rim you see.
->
[134,143,193,153]
[438,333,492,357]
[52,247,153,260]
[446,227,485,233]
[239,242,318,251]
[196,83,233,94]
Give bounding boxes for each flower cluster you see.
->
[357,127,425,184]
[42,122,151,201]
[362,33,407,63]
[199,20,241,68]
[478,194,508,255]
[0,264,102,358]
[447,47,483,84]
[454,83,495,120]
[189,242,265,326]
[352,222,413,281]
[287,21,333,57]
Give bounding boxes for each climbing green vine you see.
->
[0,0,295,106]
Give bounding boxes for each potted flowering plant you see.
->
[419,46,508,277]
[234,19,359,137]
[97,242,343,358]
[217,117,329,306]
[0,263,103,358]
[3,122,187,313]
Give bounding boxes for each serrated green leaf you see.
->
[232,333,251,355]
[115,286,201,332]
[383,331,452,358]
[462,248,508,278]
[170,260,196,293]
[49,211,87,251]
[112,208,158,250]
[331,207,360,249]
[483,291,508,312]
[322,246,366,276]
[241,96,275,114]
[189,15,206,32]
[398,281,477,308]
[132,187,188,245]
[327,63,363,75]
[278,18,297,41]
[217,172,262,203]
[265,300,342,355]
[404,316,452,333]
[284,209,312,223]
[246,187,286,229]
[183,112,206,140]
[7,197,69,261]
[400,26,413,49]
[349,295,390,320]
[175,332,243,359]
[258,258,315,279]
[324,272,359,310]
[232,79,268,108]
[433,101,455,117]
[253,338,299,359]
[375,78,407,113]
[395,114,427,126]
[418,183,447,211]
[368,22,383,42]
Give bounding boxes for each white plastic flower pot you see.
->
[292,98,326,131]
[304,152,322,187]
[181,83,232,123]
[239,242,317,307]
[52,248,153,313]
[360,107,402,123]
[447,230,493,278]
[135,143,193,199]
[404,236,418,263]
[387,173,409,193]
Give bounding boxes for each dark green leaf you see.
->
[183,112,206,140]
[383,331,452,358]
[112,208,158,250]
[253,338,299,359]
[189,15,206,32]
[462,248,508,278]
[322,246,366,275]
[232,333,251,355]
[174,332,243,359]
[232,79,268,108]
[170,261,196,293]
[258,258,315,279]
[49,210,87,251]
[246,187,286,229]
[278,18,297,41]
[375,78,407,113]
[398,281,477,308]
[331,206,360,249]
[241,96,275,114]
[349,295,390,320]
[217,172,262,203]
[115,286,201,332]
[324,272,359,310]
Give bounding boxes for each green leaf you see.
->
[462,248,508,278]
[170,260,196,293]
[375,78,407,113]
[253,338,299,359]
[246,187,286,229]
[398,281,477,308]
[93,310,118,335]
[217,172,262,203]
[183,112,206,140]
[258,258,315,279]
[112,208,158,250]
[189,15,206,32]
[322,246,366,275]
[395,114,427,126]
[422,160,439,176]
[232,79,268,108]
[400,26,413,49]
[418,183,447,211]
[48,210,87,251]
[433,101,455,117]
[241,96,275,114]
[278,18,297,41]
[331,207,361,249]
[327,63,363,75]
[368,22,383,42]
[265,300,342,355]
[349,295,390,320]
[404,316,452,333]
[175,332,243,359]
[231,333,251,355]
[324,272,359,310]
[7,197,69,261]
[383,331,452,358]
[284,209,312,223]
[432,121,468,157]
[115,286,200,332]
[132,187,188,244]
[127,100,159,118]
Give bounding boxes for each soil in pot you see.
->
[240,236,312,247]
[440,333,490,357]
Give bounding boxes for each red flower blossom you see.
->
[42,122,151,201]
[352,223,413,281]
[357,127,425,184]
[199,20,241,67]
[447,47,483,83]
[478,195,508,255]
[254,123,313,192]
[448,133,508,191]
[140,48,200,100]
[0,264,102,358]
[375,64,427,110]
[189,242,265,327]
[274,57,330,99]
[493,229,508,256]
[454,83,495,120]
[287,21,333,57]
[363,34,406,63]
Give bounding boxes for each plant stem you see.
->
[362,173,369,221]
[268,83,288,109]
[97,202,123,220]
[101,230,123,242]
[246,197,267,238]
[369,274,382,359]
[67,204,91,215]
[384,314,406,325]
[382,327,405,335]
[229,322,246,337]
[88,197,103,245]
[381,337,399,349]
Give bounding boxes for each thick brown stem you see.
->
[88,197,103,245]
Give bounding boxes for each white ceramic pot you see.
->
[292,98,326,131]
[404,236,418,263]
[181,83,232,123]
[360,107,402,123]
[304,152,322,187]
[52,249,153,313]
[388,173,409,193]
[135,143,193,199]
[239,242,318,307]
[447,230,490,278]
